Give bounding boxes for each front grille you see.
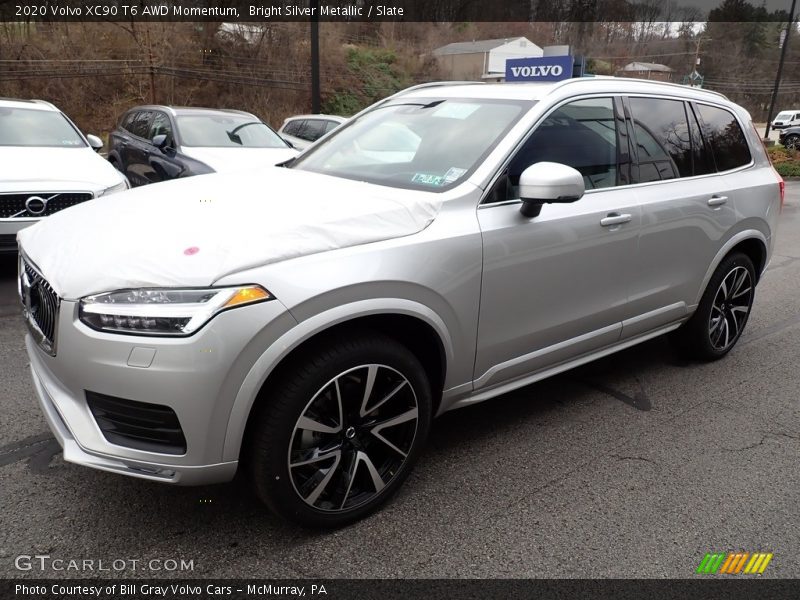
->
[86,391,187,455]
[0,192,92,219]
[20,255,60,354]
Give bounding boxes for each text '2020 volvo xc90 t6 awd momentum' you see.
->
[18,79,782,527]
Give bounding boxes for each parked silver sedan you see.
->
[18,78,782,527]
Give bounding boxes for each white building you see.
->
[433,37,544,79]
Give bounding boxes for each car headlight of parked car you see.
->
[79,286,272,336]
[97,180,130,196]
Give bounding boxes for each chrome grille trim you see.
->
[19,253,60,356]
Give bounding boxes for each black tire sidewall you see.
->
[685,252,756,360]
[248,333,432,528]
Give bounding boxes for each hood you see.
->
[0,147,124,192]
[180,146,298,172]
[17,167,442,300]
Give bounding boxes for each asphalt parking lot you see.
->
[1,186,798,580]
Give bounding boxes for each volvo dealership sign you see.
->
[506,56,574,82]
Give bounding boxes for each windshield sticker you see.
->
[432,103,481,120]
[412,173,446,187]
[443,167,467,183]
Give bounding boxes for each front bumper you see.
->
[0,219,37,253]
[25,297,296,485]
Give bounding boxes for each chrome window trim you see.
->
[479,92,756,207]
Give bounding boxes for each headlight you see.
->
[97,179,129,197]
[79,286,272,336]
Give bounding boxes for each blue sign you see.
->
[505,56,574,82]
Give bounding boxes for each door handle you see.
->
[708,195,728,207]
[600,213,632,227]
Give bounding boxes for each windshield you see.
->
[176,114,288,148]
[776,112,794,120]
[0,107,86,148]
[290,98,533,191]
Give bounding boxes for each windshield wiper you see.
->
[226,121,263,145]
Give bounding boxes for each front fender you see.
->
[221,298,454,462]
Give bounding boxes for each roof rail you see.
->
[29,99,58,109]
[550,76,729,101]
[390,80,484,99]
[401,80,483,92]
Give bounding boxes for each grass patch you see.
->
[767,145,800,177]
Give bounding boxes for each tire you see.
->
[672,252,756,361]
[784,134,800,150]
[247,332,432,528]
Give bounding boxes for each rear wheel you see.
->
[673,252,755,361]
[784,134,800,150]
[248,333,432,528]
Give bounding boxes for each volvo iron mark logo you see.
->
[25,196,48,216]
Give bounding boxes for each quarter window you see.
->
[694,104,751,172]
[121,112,138,133]
[628,97,692,181]
[283,120,302,136]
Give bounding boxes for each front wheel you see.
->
[784,134,800,150]
[247,333,432,528]
[673,252,756,361]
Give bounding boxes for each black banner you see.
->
[0,0,796,23]
[3,579,800,600]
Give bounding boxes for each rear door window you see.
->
[694,104,751,172]
[628,97,692,182]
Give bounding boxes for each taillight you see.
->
[778,173,785,210]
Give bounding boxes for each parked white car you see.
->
[278,114,347,150]
[771,109,800,129]
[0,98,129,253]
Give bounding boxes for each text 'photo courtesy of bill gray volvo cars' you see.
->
[17,78,782,527]
[1,98,129,253]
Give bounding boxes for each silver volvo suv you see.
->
[18,79,782,527]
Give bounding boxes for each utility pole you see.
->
[310,0,320,113]
[145,25,156,104]
[765,0,797,139]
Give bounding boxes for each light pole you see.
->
[310,0,320,114]
[765,0,797,139]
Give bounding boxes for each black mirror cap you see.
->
[519,200,543,218]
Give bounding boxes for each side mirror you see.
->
[86,134,104,152]
[151,134,169,150]
[518,162,585,218]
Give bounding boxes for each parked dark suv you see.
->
[107,106,297,187]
